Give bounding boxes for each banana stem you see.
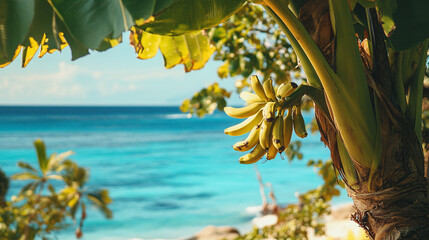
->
[263,5,322,88]
[263,0,378,167]
[389,49,407,113]
[262,0,335,88]
[408,40,429,143]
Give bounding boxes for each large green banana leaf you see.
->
[376,0,429,50]
[141,0,247,36]
[0,0,174,65]
[0,0,34,65]
[288,0,429,51]
[130,28,215,72]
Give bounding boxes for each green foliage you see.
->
[0,169,9,206]
[141,0,246,36]
[211,3,300,85]
[180,83,231,117]
[374,0,429,50]
[284,141,303,161]
[236,159,342,240]
[0,0,176,65]
[0,139,112,240]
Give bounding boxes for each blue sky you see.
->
[0,34,240,106]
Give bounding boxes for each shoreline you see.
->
[186,201,364,240]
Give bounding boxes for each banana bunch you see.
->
[224,75,308,164]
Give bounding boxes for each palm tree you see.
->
[60,160,112,239]
[10,139,112,239]
[12,139,72,194]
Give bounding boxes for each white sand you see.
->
[309,202,368,240]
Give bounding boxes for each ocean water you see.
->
[0,106,345,240]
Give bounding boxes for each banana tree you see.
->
[1,0,429,238]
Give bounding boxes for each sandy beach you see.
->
[189,202,368,240]
[310,203,367,240]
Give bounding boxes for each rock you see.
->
[187,225,240,240]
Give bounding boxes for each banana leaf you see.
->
[376,0,429,50]
[141,0,246,35]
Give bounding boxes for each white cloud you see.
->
[0,61,97,100]
[0,60,190,103]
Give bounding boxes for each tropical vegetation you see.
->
[1,0,429,239]
[0,139,112,239]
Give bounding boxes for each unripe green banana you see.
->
[262,101,277,122]
[250,75,268,102]
[224,102,265,119]
[240,91,262,104]
[266,142,278,160]
[239,144,266,164]
[276,82,298,99]
[272,115,285,153]
[259,119,273,150]
[283,109,293,148]
[225,109,263,136]
[293,105,307,138]
[233,124,261,152]
[263,78,276,101]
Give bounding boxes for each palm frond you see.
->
[33,139,48,173]
[48,150,74,171]
[87,189,113,219]
[17,161,38,173]
[11,172,41,181]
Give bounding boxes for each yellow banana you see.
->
[259,119,273,150]
[266,143,278,160]
[233,124,261,152]
[239,144,266,164]
[293,105,307,138]
[283,109,293,148]
[262,101,277,122]
[240,91,262,104]
[276,82,298,99]
[272,115,285,153]
[250,75,268,102]
[225,109,263,136]
[263,78,276,101]
[224,102,265,119]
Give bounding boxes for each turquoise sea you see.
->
[0,106,346,240]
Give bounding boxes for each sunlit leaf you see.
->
[141,0,246,36]
[22,37,40,67]
[39,32,68,58]
[130,28,215,72]
[0,46,21,68]
[47,150,74,171]
[11,172,41,181]
[180,83,231,117]
[217,61,229,79]
[68,194,80,208]
[47,175,63,181]
[34,139,47,173]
